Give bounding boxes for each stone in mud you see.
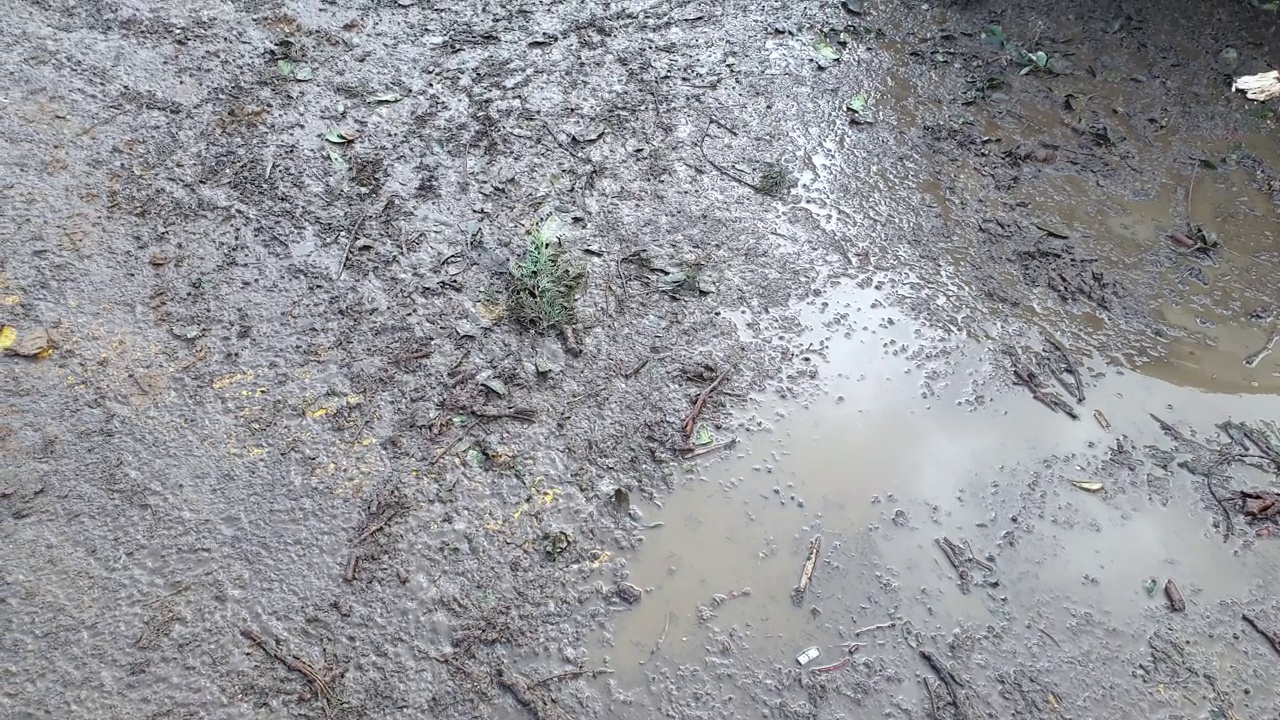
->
[616,581,642,604]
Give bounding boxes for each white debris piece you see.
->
[796,646,821,666]
[1233,70,1280,101]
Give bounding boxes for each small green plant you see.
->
[509,219,581,331]
[1017,49,1050,74]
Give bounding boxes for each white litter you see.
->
[1233,70,1280,101]
[795,646,821,666]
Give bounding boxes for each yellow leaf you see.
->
[0,326,15,350]
[3,327,51,357]
[1,295,19,305]
[1072,480,1104,492]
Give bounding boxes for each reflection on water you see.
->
[605,281,1280,691]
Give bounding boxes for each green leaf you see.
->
[324,127,358,143]
[1019,65,1033,75]
[693,424,714,446]
[368,92,405,104]
[981,25,1007,48]
[842,0,864,13]
[846,95,868,113]
[1032,50,1048,67]
[277,59,294,76]
[328,149,348,170]
[293,64,313,81]
[813,34,842,61]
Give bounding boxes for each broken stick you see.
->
[240,628,333,702]
[935,537,973,594]
[1243,613,1280,656]
[791,535,822,606]
[681,370,729,439]
[495,664,574,720]
[919,648,971,720]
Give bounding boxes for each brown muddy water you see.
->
[603,279,1280,694]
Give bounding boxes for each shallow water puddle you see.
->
[605,280,1280,699]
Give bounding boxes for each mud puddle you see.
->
[916,62,1280,394]
[604,278,1280,714]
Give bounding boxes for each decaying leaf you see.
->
[293,64,314,81]
[813,33,842,63]
[693,423,714,446]
[1071,480,1104,492]
[368,92,404,104]
[0,326,53,358]
[327,149,348,170]
[845,95,873,124]
[324,127,358,144]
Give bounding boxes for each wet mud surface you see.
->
[4,0,1280,718]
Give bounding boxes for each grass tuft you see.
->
[509,219,582,331]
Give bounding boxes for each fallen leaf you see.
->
[293,64,314,81]
[981,25,1007,48]
[324,127,358,144]
[571,125,606,143]
[813,33,842,62]
[693,424,713,446]
[842,0,864,13]
[845,95,873,123]
[369,92,404,104]
[1071,480,1104,492]
[2,327,52,358]
[1034,220,1070,238]
[328,149,348,170]
[277,59,294,76]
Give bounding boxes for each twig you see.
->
[961,539,995,573]
[495,664,574,720]
[935,537,973,594]
[1182,452,1240,542]
[335,209,372,280]
[812,657,851,673]
[1035,625,1062,649]
[1042,331,1085,403]
[854,621,898,636]
[471,407,538,422]
[919,648,970,720]
[240,628,334,702]
[647,612,672,661]
[624,352,670,378]
[791,535,822,606]
[541,119,590,164]
[428,417,484,466]
[77,105,128,136]
[697,120,763,193]
[1187,164,1198,222]
[681,370,729,439]
[1242,613,1280,656]
[534,667,614,685]
[681,437,738,459]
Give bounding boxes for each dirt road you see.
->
[3,0,1280,718]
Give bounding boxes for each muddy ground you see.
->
[4,0,1280,718]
